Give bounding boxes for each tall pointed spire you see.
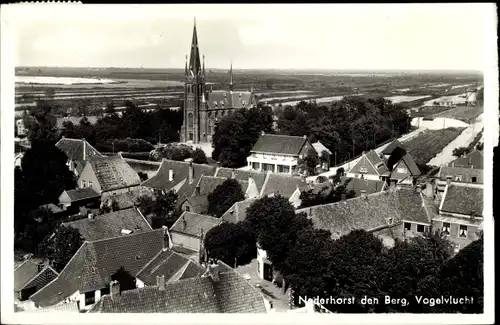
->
[229,61,234,91]
[184,54,188,78]
[202,54,206,80]
[189,17,202,77]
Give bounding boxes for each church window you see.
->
[187,113,194,128]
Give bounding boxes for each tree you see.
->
[212,106,273,167]
[452,147,469,158]
[111,266,137,292]
[412,238,483,313]
[302,148,319,175]
[150,191,178,228]
[387,146,407,171]
[137,195,154,215]
[38,225,84,272]
[138,172,148,182]
[207,179,245,218]
[192,147,208,164]
[299,179,355,208]
[204,222,256,267]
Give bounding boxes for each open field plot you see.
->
[402,127,466,165]
[432,105,483,123]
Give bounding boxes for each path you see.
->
[427,113,484,166]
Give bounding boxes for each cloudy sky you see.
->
[6,3,495,70]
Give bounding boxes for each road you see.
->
[427,113,484,166]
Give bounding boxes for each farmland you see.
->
[432,105,484,123]
[402,127,466,165]
[14,66,483,119]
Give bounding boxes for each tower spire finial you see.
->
[229,61,234,92]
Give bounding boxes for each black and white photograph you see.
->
[0,3,496,324]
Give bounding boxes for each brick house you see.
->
[246,133,314,175]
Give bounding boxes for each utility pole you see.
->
[352,140,355,158]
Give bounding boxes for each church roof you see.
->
[206,90,254,110]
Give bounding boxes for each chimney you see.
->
[82,138,86,160]
[341,193,346,201]
[208,262,220,282]
[195,184,201,196]
[156,274,166,291]
[261,131,265,136]
[216,161,220,168]
[110,280,120,300]
[88,213,95,221]
[231,169,236,179]
[182,215,187,230]
[168,169,174,182]
[360,190,367,198]
[303,135,307,139]
[188,161,194,184]
[162,226,170,251]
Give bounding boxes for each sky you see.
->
[4,3,496,71]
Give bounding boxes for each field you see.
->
[402,127,466,165]
[432,105,484,123]
[14,67,483,118]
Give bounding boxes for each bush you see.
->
[95,138,154,153]
[192,147,208,164]
[159,144,193,161]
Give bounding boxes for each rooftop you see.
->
[55,137,103,174]
[365,150,390,175]
[90,261,267,313]
[101,186,154,211]
[312,141,332,155]
[62,187,100,202]
[437,166,483,182]
[221,197,258,224]
[194,175,248,197]
[61,207,152,241]
[448,150,483,169]
[170,211,222,238]
[260,173,306,198]
[251,133,308,156]
[206,90,254,110]
[30,229,166,307]
[214,168,268,193]
[87,155,141,192]
[381,139,404,156]
[340,177,386,196]
[440,183,483,216]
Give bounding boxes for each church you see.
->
[180,19,257,144]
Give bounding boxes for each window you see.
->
[404,222,411,231]
[459,225,468,238]
[471,176,477,183]
[442,222,451,235]
[88,181,93,188]
[185,206,191,212]
[187,113,194,128]
[416,224,425,233]
[252,162,259,170]
[455,175,463,181]
[188,133,193,141]
[82,180,87,188]
[84,291,95,306]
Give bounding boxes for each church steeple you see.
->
[184,54,188,78]
[229,61,234,91]
[202,55,206,80]
[188,17,202,77]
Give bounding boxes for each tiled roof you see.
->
[33,301,80,313]
[340,177,386,196]
[19,266,58,296]
[312,141,332,155]
[296,190,401,240]
[30,229,165,307]
[260,173,306,198]
[63,187,100,202]
[206,90,254,110]
[440,184,483,216]
[101,186,154,211]
[437,166,483,182]
[400,154,421,176]
[195,175,248,196]
[296,188,430,239]
[55,138,102,162]
[365,150,389,175]
[183,195,210,214]
[251,134,307,155]
[214,168,268,193]
[178,261,206,280]
[136,249,203,286]
[88,156,141,192]
[221,198,258,223]
[448,150,483,169]
[90,261,267,313]
[382,139,404,155]
[14,259,47,291]
[61,207,152,241]
[170,211,222,237]
[141,159,217,201]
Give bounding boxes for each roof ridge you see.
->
[301,188,398,211]
[88,228,162,244]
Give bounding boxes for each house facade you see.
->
[247,133,313,175]
[389,154,421,187]
[346,150,390,181]
[436,166,483,192]
[169,211,222,252]
[434,183,483,252]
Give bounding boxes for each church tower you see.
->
[181,18,207,144]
